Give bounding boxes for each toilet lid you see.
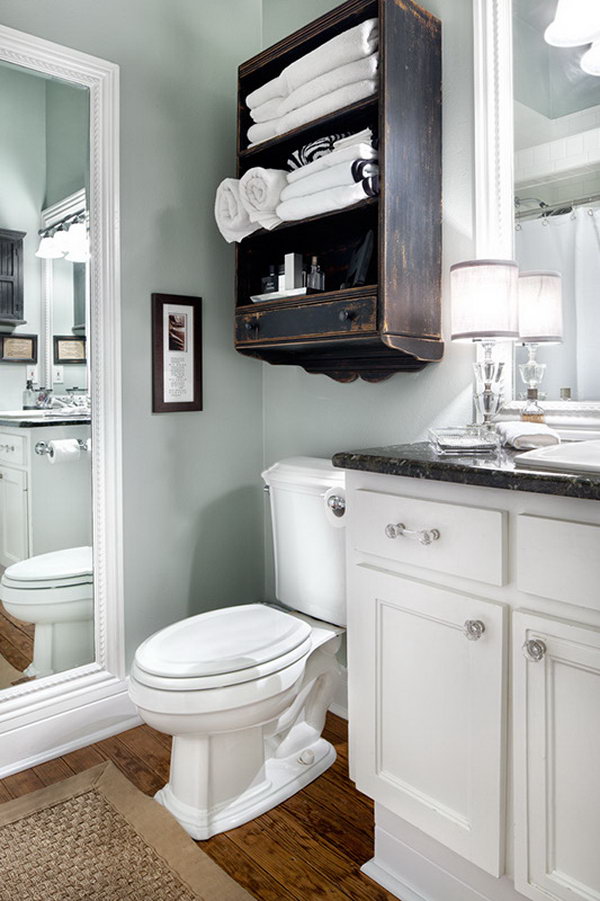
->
[3,547,93,586]
[134,604,312,679]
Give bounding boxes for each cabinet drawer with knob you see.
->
[0,432,26,467]
[350,488,506,586]
[235,296,377,346]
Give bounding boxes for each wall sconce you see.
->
[34,233,64,259]
[35,213,89,263]
[518,270,563,396]
[450,259,519,427]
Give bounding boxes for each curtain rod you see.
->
[515,192,600,221]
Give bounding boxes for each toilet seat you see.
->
[1,546,93,591]
[132,604,313,691]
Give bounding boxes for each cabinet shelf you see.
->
[237,283,377,313]
[244,196,378,240]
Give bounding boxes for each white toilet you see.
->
[0,546,94,677]
[129,457,347,840]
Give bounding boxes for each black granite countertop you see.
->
[0,416,90,429]
[332,442,600,502]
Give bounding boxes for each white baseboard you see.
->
[362,859,429,901]
[329,664,348,719]
[0,680,140,778]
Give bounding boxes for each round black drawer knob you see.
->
[339,309,356,322]
[245,320,259,333]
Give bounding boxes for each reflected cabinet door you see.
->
[0,465,28,566]
[514,611,600,901]
[348,567,506,876]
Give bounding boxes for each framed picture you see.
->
[152,293,202,413]
[54,335,87,364]
[0,333,38,363]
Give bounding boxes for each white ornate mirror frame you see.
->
[473,0,600,437]
[0,26,136,774]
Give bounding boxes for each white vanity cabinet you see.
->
[344,469,600,901]
[0,424,92,568]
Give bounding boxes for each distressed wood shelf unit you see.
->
[234,0,442,382]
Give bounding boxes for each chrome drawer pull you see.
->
[464,619,485,641]
[385,522,440,546]
[523,638,546,662]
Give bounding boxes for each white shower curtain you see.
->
[515,205,600,400]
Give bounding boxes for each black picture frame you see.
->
[0,333,38,363]
[54,335,87,364]
[152,293,203,413]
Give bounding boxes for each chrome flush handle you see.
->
[523,638,547,662]
[385,522,440,546]
[464,619,486,641]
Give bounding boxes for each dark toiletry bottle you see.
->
[277,264,285,291]
[306,255,325,292]
[261,264,278,294]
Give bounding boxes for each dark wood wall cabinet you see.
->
[234,0,442,382]
[0,228,26,326]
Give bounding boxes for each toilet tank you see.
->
[262,457,346,627]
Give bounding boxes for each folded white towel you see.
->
[248,79,377,146]
[277,178,376,222]
[287,141,377,183]
[246,18,379,109]
[239,167,288,231]
[496,421,561,450]
[250,53,379,123]
[334,127,373,149]
[214,178,260,244]
[280,159,378,201]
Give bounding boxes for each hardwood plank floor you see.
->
[0,604,34,671]
[0,713,399,901]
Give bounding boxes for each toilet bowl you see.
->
[128,457,346,840]
[0,546,94,677]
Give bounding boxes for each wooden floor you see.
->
[0,712,399,901]
[0,604,34,671]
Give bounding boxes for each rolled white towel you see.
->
[248,79,377,146]
[246,18,379,109]
[239,167,288,231]
[280,159,378,201]
[276,177,377,222]
[250,53,379,123]
[214,178,260,244]
[496,420,561,450]
[287,141,377,183]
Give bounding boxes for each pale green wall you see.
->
[260,0,476,598]
[0,64,45,409]
[45,79,89,207]
[0,0,265,663]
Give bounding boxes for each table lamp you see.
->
[517,270,563,395]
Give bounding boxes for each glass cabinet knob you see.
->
[523,638,546,662]
[464,619,486,641]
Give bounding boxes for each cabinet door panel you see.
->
[0,465,28,566]
[514,611,600,901]
[348,566,506,876]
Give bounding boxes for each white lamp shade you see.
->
[35,235,64,259]
[450,259,519,341]
[64,222,89,263]
[581,41,600,75]
[518,270,563,343]
[545,0,600,47]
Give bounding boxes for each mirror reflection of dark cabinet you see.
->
[72,262,86,335]
[0,228,26,325]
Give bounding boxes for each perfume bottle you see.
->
[521,388,545,423]
[261,264,277,294]
[306,255,325,292]
[22,379,36,410]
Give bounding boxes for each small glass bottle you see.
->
[261,264,277,294]
[521,388,545,423]
[277,264,285,292]
[22,379,36,409]
[306,255,325,292]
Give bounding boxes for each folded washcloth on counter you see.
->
[214,178,260,244]
[247,79,378,146]
[280,159,378,201]
[287,140,377,182]
[239,167,288,231]
[496,421,561,450]
[250,53,379,123]
[276,175,379,222]
[246,18,379,109]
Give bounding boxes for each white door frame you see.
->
[0,25,137,775]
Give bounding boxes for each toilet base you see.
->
[155,736,336,840]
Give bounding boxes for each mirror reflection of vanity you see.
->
[0,60,93,686]
[512,0,600,405]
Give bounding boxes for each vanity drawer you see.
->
[517,514,600,611]
[351,489,506,586]
[236,296,377,345]
[0,432,26,467]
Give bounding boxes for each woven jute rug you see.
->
[0,761,254,900]
[0,652,22,689]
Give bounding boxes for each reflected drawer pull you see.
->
[385,522,440,545]
[523,638,546,662]
[244,320,259,333]
[464,619,485,641]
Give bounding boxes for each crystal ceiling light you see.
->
[545,0,600,47]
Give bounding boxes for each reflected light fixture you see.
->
[544,0,600,47]
[35,232,63,259]
[450,259,519,427]
[64,220,90,262]
[518,270,563,394]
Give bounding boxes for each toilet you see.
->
[0,546,94,678]
[129,457,347,840]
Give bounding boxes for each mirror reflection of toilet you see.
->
[128,457,346,840]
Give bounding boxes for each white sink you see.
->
[0,409,88,419]
[516,440,600,474]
